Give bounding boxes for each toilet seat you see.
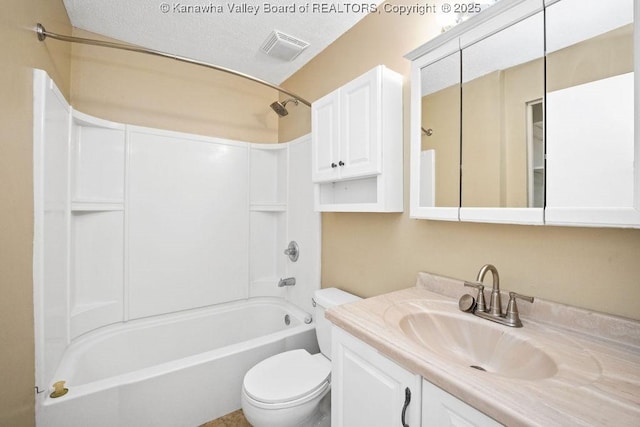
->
[243,349,331,409]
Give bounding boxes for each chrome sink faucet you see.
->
[463,264,534,328]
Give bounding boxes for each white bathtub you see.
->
[38,297,318,427]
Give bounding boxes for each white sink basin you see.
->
[399,310,558,380]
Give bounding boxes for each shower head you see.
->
[270,98,299,117]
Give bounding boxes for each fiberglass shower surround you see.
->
[32,69,320,425]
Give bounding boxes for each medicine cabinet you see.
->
[407,0,640,228]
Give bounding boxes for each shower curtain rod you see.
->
[35,23,312,107]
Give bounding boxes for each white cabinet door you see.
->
[312,65,403,212]
[312,91,341,182]
[332,327,421,427]
[312,67,384,183]
[422,380,501,427]
[339,67,382,180]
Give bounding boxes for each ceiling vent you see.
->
[260,30,310,62]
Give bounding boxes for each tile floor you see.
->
[200,409,251,427]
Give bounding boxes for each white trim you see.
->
[72,109,125,130]
[545,208,640,228]
[126,123,248,149]
[409,48,461,221]
[459,0,544,49]
[410,207,460,221]
[405,0,542,60]
[460,207,544,225]
[32,69,47,398]
[32,69,73,410]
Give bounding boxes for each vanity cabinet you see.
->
[332,326,502,427]
[332,327,421,427]
[312,65,403,212]
[422,380,501,427]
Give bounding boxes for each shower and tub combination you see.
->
[39,299,317,426]
[33,68,321,426]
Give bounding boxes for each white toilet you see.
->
[241,288,360,427]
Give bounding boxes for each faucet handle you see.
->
[283,241,299,262]
[464,281,487,312]
[505,292,534,327]
[509,292,534,304]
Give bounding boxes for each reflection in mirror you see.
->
[461,11,545,208]
[527,100,544,207]
[546,0,634,217]
[419,52,461,208]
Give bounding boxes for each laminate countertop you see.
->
[326,272,640,426]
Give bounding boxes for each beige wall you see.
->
[547,24,633,92]
[461,70,503,207]
[70,29,279,143]
[0,1,71,425]
[421,85,460,207]
[281,0,640,320]
[462,59,544,207]
[502,59,544,207]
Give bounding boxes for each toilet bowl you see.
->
[241,349,331,427]
[241,288,360,427]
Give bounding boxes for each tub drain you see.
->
[284,314,291,325]
[470,365,486,372]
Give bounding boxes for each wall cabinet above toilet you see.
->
[312,65,404,212]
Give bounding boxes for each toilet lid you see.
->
[243,349,330,404]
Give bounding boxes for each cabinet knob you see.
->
[331,162,337,168]
[338,160,345,166]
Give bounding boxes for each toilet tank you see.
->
[313,288,361,359]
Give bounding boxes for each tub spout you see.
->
[278,277,296,287]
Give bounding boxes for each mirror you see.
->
[545,0,637,226]
[409,38,461,220]
[418,52,461,210]
[460,10,545,222]
[408,0,638,227]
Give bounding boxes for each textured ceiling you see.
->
[62,0,384,84]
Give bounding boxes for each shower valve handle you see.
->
[284,241,299,262]
[338,161,344,166]
[331,162,337,168]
